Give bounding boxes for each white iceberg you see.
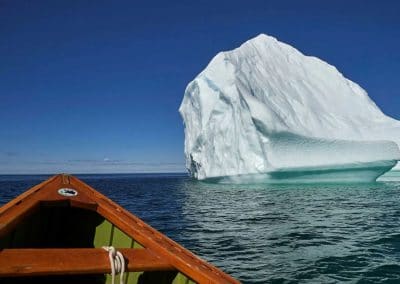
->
[179,34,400,182]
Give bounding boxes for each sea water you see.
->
[1,172,400,283]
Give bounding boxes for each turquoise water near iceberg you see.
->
[1,172,400,283]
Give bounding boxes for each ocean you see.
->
[1,172,400,283]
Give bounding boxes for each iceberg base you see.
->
[206,160,398,184]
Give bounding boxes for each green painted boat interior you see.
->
[0,204,196,284]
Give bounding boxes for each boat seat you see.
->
[0,248,174,277]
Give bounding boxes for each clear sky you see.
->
[1,0,399,174]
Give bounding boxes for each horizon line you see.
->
[0,171,189,176]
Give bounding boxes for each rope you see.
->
[102,246,126,284]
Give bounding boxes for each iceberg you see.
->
[179,34,400,182]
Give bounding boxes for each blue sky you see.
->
[1,0,399,174]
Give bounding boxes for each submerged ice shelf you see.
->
[179,34,400,183]
[212,160,397,184]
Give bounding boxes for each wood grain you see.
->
[0,248,174,277]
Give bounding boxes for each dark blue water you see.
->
[1,172,400,284]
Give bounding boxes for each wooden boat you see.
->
[0,174,240,284]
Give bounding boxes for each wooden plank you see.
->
[0,248,174,277]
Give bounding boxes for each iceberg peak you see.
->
[247,33,277,43]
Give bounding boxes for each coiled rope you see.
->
[102,246,126,284]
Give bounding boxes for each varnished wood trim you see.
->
[0,248,174,277]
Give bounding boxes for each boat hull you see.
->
[0,174,239,284]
